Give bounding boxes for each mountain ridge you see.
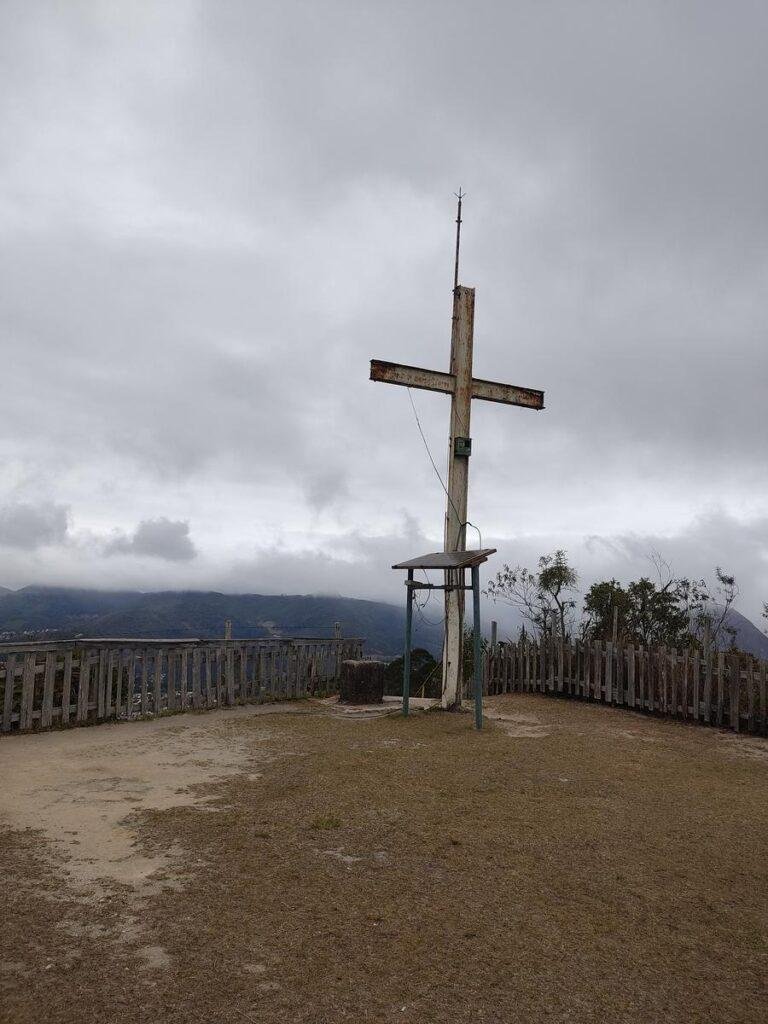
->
[719,607,768,660]
[0,585,443,659]
[0,586,765,660]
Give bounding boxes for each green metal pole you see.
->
[403,569,413,716]
[472,565,482,729]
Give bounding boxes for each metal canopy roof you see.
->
[391,548,497,571]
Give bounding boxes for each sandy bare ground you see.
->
[0,698,426,893]
[2,695,767,1023]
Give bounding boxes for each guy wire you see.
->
[406,387,483,551]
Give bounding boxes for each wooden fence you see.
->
[0,636,363,735]
[483,639,768,736]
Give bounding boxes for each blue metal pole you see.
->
[403,569,413,716]
[472,565,482,729]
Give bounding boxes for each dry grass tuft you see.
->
[310,814,342,830]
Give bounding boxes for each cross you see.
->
[370,191,545,710]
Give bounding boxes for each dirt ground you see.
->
[2,695,767,1024]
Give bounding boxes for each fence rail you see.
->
[0,636,364,735]
[483,639,768,736]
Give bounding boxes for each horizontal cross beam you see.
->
[370,359,544,410]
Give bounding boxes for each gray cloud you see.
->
[0,2,765,625]
[0,502,69,550]
[486,511,768,634]
[304,469,350,513]
[106,518,197,562]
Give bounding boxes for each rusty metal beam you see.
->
[471,376,544,410]
[370,359,544,410]
[370,359,454,395]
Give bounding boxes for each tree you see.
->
[461,626,488,691]
[682,568,739,650]
[538,551,579,639]
[625,577,690,646]
[485,550,578,641]
[582,579,632,641]
[581,561,739,649]
[384,648,439,698]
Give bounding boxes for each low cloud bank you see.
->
[105,518,197,562]
[0,502,70,550]
[0,509,764,631]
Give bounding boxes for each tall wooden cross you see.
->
[370,192,545,709]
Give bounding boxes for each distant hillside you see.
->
[1,586,763,662]
[0,586,443,659]
[721,607,768,660]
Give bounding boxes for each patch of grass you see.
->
[309,814,341,830]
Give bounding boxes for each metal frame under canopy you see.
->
[391,548,496,729]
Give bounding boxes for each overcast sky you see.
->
[1,1,766,625]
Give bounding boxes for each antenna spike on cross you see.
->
[453,187,464,291]
[370,193,545,710]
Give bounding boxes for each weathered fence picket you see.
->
[2,654,16,733]
[20,654,35,730]
[0,636,363,735]
[483,639,768,738]
[96,649,106,719]
[746,659,755,733]
[77,652,90,723]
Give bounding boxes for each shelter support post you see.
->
[403,569,413,716]
[472,565,482,729]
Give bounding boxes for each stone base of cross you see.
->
[371,282,544,709]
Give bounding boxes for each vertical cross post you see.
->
[441,285,475,709]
